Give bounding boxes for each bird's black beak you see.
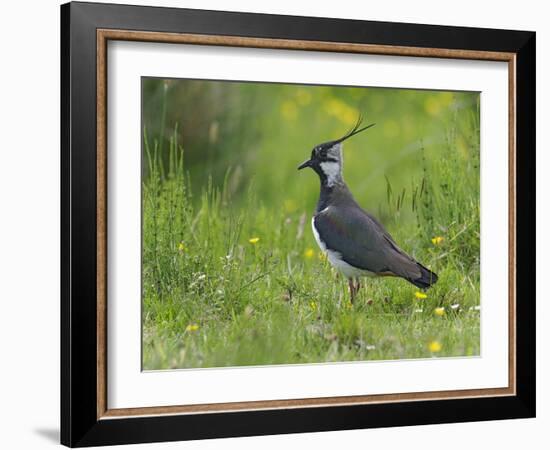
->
[298,159,312,170]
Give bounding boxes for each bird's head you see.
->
[298,116,375,187]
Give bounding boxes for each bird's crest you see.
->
[334,114,376,144]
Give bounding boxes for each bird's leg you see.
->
[355,278,361,297]
[348,278,356,304]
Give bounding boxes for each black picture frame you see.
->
[61,1,535,447]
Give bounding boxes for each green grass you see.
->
[141,115,480,370]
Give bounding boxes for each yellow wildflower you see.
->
[303,248,315,259]
[415,291,428,300]
[434,307,445,317]
[178,241,186,252]
[185,324,199,332]
[428,340,442,352]
[309,301,317,311]
[431,236,444,245]
[248,237,260,244]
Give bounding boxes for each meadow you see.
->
[142,79,480,370]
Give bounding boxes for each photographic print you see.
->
[62,5,535,444]
[141,78,480,370]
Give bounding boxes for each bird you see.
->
[298,116,438,303]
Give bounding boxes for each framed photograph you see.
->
[61,1,535,447]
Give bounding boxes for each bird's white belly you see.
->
[311,217,327,252]
[312,217,377,279]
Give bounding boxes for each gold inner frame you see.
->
[96,29,517,420]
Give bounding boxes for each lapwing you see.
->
[298,117,438,302]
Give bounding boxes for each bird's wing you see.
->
[314,205,422,279]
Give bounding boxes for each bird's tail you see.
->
[409,263,438,289]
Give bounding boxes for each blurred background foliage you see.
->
[142,78,479,232]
